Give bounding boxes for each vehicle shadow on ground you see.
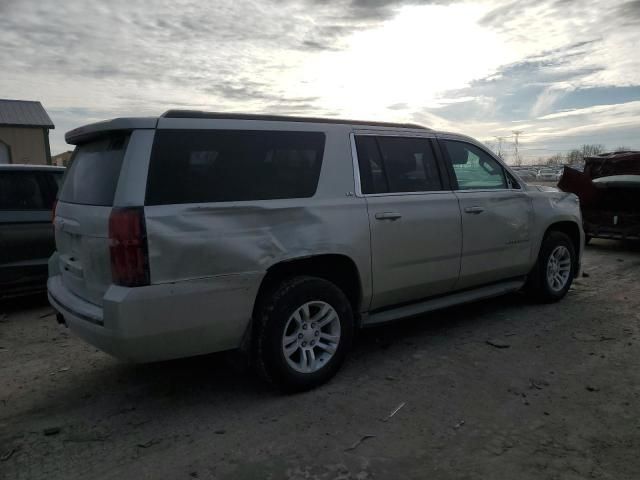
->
[11,290,533,426]
[586,238,640,254]
[0,291,50,314]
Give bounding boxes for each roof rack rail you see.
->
[161,110,430,130]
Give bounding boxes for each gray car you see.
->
[48,111,583,391]
[1,164,64,297]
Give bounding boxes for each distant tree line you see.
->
[542,144,632,167]
[486,138,634,166]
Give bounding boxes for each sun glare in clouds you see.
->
[288,2,514,120]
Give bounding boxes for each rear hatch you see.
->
[54,133,130,306]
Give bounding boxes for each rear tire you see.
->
[253,276,354,392]
[526,231,576,303]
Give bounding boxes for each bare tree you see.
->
[566,149,582,165]
[581,144,605,157]
[493,136,508,160]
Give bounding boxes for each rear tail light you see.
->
[52,199,58,223]
[108,207,150,287]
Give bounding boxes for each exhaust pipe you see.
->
[56,312,67,327]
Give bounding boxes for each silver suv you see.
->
[48,111,583,391]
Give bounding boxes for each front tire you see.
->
[253,276,354,392]
[526,231,576,303]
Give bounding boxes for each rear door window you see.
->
[0,171,46,210]
[58,134,129,206]
[354,136,388,194]
[146,130,325,205]
[377,136,443,193]
[355,135,443,194]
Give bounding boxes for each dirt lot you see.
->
[1,240,639,480]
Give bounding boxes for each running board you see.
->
[364,278,526,326]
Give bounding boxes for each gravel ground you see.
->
[1,240,639,480]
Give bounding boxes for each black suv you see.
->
[0,164,64,297]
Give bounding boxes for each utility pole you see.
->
[512,130,523,166]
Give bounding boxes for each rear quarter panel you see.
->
[143,122,372,310]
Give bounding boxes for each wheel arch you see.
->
[542,220,582,271]
[252,253,363,325]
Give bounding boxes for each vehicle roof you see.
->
[0,164,65,172]
[66,110,434,144]
[161,110,430,130]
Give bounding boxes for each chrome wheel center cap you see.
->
[301,325,316,344]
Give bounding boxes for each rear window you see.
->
[59,134,129,206]
[0,171,46,210]
[145,130,325,205]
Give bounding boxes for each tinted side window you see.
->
[146,130,325,205]
[355,136,388,194]
[0,172,46,210]
[355,136,443,194]
[443,140,507,190]
[59,134,129,206]
[377,137,442,192]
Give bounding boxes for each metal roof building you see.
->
[0,99,55,165]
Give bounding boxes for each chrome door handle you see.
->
[375,212,402,221]
[464,206,485,214]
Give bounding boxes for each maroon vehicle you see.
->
[559,151,640,242]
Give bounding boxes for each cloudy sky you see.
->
[1,0,639,162]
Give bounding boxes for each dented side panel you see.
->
[145,198,370,285]
[144,124,372,317]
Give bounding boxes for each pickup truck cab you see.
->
[48,111,583,391]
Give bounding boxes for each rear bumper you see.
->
[584,213,640,241]
[47,272,262,363]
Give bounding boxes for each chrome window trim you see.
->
[351,131,524,196]
[360,190,457,198]
[453,188,527,194]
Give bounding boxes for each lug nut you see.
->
[315,331,320,336]
[298,333,303,339]
[302,341,307,347]
[302,324,308,330]
[311,340,315,346]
